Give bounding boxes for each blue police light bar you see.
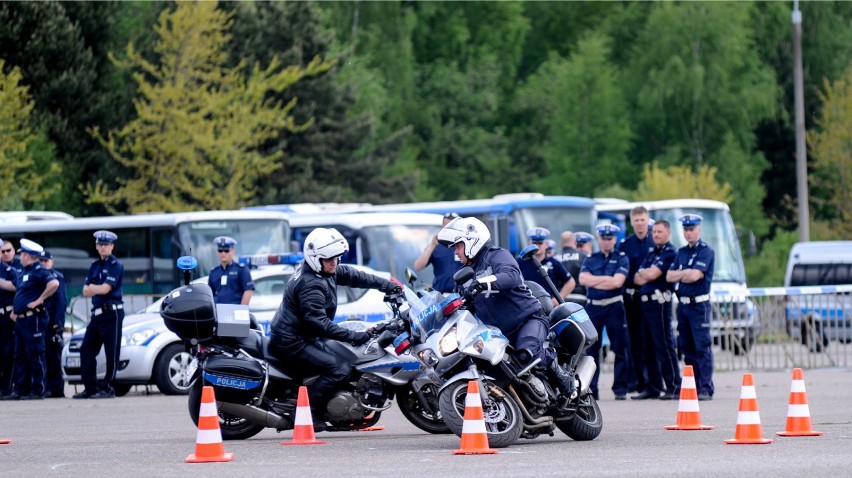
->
[238,252,304,267]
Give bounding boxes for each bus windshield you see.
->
[178,219,290,277]
[358,224,439,283]
[520,206,597,242]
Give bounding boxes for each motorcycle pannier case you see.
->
[160,284,217,342]
[549,302,598,356]
[202,354,265,403]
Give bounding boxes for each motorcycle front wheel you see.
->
[188,380,265,441]
[438,380,523,448]
[556,393,602,441]
[396,385,451,434]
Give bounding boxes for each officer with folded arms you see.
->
[632,220,680,400]
[0,237,20,398]
[579,224,630,400]
[618,206,653,397]
[666,214,715,401]
[3,239,58,400]
[40,250,68,398]
[74,230,124,399]
[208,236,254,305]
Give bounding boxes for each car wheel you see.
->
[154,343,192,395]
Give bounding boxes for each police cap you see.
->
[595,224,620,237]
[575,232,594,245]
[94,230,118,244]
[679,214,703,228]
[214,236,237,249]
[526,227,551,242]
[40,249,53,260]
[647,218,656,231]
[18,238,44,256]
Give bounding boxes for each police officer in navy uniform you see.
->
[632,220,680,400]
[580,224,630,400]
[40,250,68,398]
[3,239,59,400]
[208,236,254,305]
[1,239,23,272]
[0,238,20,398]
[518,227,575,306]
[554,231,589,306]
[414,212,463,293]
[618,206,653,395]
[575,232,594,256]
[74,231,125,399]
[666,214,715,401]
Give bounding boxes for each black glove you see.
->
[351,331,372,346]
[385,282,402,294]
[463,280,482,301]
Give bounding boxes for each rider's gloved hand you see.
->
[385,282,403,295]
[463,280,482,301]
[351,331,372,346]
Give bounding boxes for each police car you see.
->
[61,259,394,396]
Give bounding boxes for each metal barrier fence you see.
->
[601,284,852,372]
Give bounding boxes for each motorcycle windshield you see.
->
[407,289,457,341]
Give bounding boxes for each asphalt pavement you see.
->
[1,368,851,478]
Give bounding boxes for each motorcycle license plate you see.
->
[186,358,198,379]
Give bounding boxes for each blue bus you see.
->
[363,193,597,256]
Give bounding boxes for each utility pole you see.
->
[793,0,810,242]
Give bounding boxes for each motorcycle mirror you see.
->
[517,245,538,261]
[405,267,418,285]
[453,266,475,285]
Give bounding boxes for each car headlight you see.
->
[438,326,459,355]
[122,328,157,346]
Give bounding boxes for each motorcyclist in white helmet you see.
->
[437,217,575,397]
[269,227,401,431]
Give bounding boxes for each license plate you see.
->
[186,358,198,379]
[66,356,81,368]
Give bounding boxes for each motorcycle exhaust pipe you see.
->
[575,355,596,394]
[507,385,553,431]
[218,401,291,430]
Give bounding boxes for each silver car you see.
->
[61,264,393,395]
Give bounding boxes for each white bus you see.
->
[596,199,757,353]
[0,210,292,298]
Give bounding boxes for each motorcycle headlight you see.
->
[471,338,485,353]
[122,328,157,346]
[438,326,459,355]
[418,349,440,367]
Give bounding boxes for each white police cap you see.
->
[18,238,44,256]
[93,230,118,243]
[595,224,620,236]
[679,214,703,227]
[526,227,551,241]
[575,232,594,245]
[214,236,237,249]
[647,218,656,230]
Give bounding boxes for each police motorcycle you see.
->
[414,246,601,448]
[160,256,447,440]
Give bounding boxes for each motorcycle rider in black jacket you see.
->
[269,227,400,431]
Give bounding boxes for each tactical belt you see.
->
[641,290,672,304]
[0,305,13,316]
[590,296,624,306]
[18,306,46,318]
[624,288,637,296]
[679,294,710,304]
[93,303,123,316]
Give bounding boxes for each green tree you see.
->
[808,66,852,238]
[0,60,61,209]
[635,162,732,203]
[515,32,633,197]
[87,1,331,213]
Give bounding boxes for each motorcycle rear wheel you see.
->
[188,380,265,441]
[556,393,602,441]
[396,385,451,434]
[438,380,523,448]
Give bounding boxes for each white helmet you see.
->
[303,227,349,273]
[437,217,490,260]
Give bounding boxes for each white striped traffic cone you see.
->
[281,386,327,446]
[452,380,497,455]
[664,365,713,430]
[185,386,234,463]
[724,373,773,445]
[777,368,823,437]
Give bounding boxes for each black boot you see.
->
[547,361,576,398]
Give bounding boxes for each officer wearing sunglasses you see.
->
[208,236,254,305]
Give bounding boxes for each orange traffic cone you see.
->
[777,368,823,437]
[185,386,234,463]
[281,386,327,446]
[0,437,9,445]
[724,373,773,444]
[452,380,497,455]
[664,365,714,430]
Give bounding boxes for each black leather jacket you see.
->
[269,263,394,353]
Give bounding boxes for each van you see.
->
[784,241,852,350]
